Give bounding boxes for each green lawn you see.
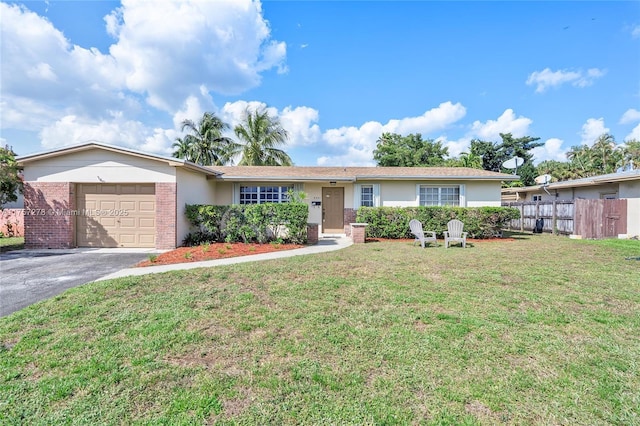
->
[0,236,24,252]
[1,233,639,425]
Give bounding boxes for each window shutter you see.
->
[293,183,304,192]
[459,184,466,207]
[416,184,422,206]
[354,184,362,208]
[373,184,381,207]
[232,183,239,204]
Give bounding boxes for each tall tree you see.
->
[373,133,448,167]
[469,139,502,172]
[590,134,622,175]
[0,145,22,209]
[566,144,593,178]
[622,139,640,168]
[497,133,543,186]
[172,112,237,166]
[233,108,293,166]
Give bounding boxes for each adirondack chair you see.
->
[444,219,468,248]
[409,219,437,248]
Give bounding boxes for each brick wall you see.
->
[24,182,75,249]
[155,182,177,249]
[343,208,357,235]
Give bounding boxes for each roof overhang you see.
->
[16,141,220,177]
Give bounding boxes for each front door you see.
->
[322,187,344,233]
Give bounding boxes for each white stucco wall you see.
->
[22,149,177,183]
[464,181,503,207]
[176,168,217,245]
[620,180,640,198]
[626,198,640,238]
[620,181,640,238]
[573,184,619,199]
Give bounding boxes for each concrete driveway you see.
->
[0,248,158,318]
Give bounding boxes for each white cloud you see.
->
[530,138,567,164]
[1,1,287,154]
[625,123,640,141]
[106,0,287,110]
[526,67,606,93]
[579,118,610,145]
[39,113,174,155]
[316,102,466,165]
[620,108,640,125]
[470,109,533,141]
[631,24,640,39]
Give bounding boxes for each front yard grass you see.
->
[1,233,639,424]
[0,236,24,252]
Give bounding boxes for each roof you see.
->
[502,169,640,194]
[16,141,219,176]
[210,166,516,182]
[14,142,517,182]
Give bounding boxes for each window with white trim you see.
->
[239,186,292,204]
[360,185,374,207]
[419,185,460,206]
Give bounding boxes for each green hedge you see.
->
[184,203,309,245]
[355,206,520,239]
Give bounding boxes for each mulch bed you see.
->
[136,242,304,267]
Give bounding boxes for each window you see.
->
[532,195,542,201]
[419,186,460,206]
[239,186,292,204]
[360,185,374,207]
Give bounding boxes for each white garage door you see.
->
[76,183,156,248]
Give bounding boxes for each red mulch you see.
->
[137,242,304,267]
[138,237,516,267]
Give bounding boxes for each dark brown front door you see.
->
[322,187,344,233]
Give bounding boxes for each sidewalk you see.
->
[96,236,353,282]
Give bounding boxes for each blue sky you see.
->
[1,1,639,166]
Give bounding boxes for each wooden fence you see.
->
[502,201,575,234]
[502,199,628,238]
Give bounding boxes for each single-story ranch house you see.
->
[17,142,516,249]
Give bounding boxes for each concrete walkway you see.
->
[96,236,353,282]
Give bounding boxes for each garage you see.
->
[76,183,156,248]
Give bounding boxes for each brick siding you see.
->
[23,182,75,249]
[155,182,177,249]
[343,208,357,235]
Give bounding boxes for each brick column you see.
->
[344,208,357,235]
[306,223,319,245]
[155,183,177,249]
[23,182,75,249]
[350,223,367,244]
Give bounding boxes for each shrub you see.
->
[356,206,520,239]
[183,203,309,245]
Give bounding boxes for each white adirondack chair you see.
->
[409,219,437,248]
[444,219,467,248]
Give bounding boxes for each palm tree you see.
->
[171,137,193,161]
[590,134,618,175]
[566,144,592,178]
[233,108,293,166]
[458,152,483,169]
[173,112,237,166]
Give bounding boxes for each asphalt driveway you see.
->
[0,249,155,317]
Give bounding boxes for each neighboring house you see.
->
[17,141,516,249]
[501,170,640,238]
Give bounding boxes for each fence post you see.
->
[520,204,524,232]
[552,201,557,235]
